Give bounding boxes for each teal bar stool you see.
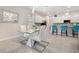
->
[51,24,58,35]
[61,25,68,36]
[72,25,79,38]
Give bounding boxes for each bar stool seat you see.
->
[72,26,79,38]
[51,24,58,35]
[61,25,68,36]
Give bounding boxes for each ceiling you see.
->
[28,6,79,17]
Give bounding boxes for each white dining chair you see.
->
[20,25,30,41]
[29,26,49,53]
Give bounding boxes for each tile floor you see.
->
[0,32,79,53]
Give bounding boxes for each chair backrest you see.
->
[29,30,41,41]
[20,25,27,33]
[72,26,79,32]
[51,24,57,30]
[31,30,40,37]
[61,25,68,31]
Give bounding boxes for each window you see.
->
[0,9,18,23]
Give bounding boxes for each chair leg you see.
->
[72,31,73,37]
[56,29,58,35]
[52,30,54,34]
[72,31,74,37]
[52,30,53,34]
[77,33,78,38]
[66,31,68,36]
[72,31,78,38]
[75,32,78,38]
[61,30,62,36]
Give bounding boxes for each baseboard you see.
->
[0,35,20,41]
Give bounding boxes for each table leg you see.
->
[27,39,35,47]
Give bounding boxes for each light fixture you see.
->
[65,12,69,16]
[75,14,79,17]
[67,6,71,8]
[32,6,35,14]
[65,7,71,16]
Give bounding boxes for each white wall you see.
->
[0,6,32,41]
[35,14,46,23]
[52,15,79,23]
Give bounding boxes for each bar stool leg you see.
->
[56,29,58,35]
[72,31,74,37]
[66,30,68,36]
[61,30,62,36]
[52,30,54,34]
[77,32,78,38]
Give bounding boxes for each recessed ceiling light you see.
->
[67,6,71,8]
[65,12,69,16]
[32,6,35,14]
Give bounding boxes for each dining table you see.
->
[25,29,40,47]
